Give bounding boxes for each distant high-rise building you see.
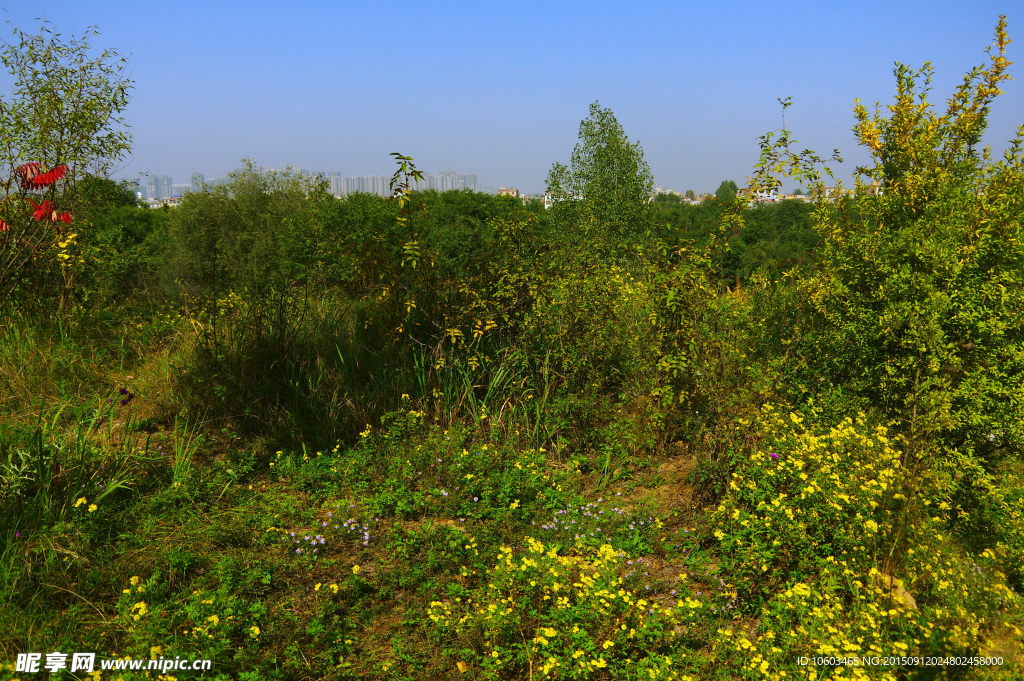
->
[191,173,205,192]
[438,170,457,192]
[411,172,432,192]
[144,174,174,199]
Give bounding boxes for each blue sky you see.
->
[2,1,1021,194]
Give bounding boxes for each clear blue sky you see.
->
[2,1,1021,194]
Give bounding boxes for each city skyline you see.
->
[3,2,1020,195]
[131,167,483,200]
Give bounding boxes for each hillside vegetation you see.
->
[1,17,1023,681]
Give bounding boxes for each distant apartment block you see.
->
[123,179,142,200]
[414,171,478,193]
[410,170,477,194]
[497,186,519,198]
[328,175,389,197]
[325,170,477,197]
[144,175,174,200]
[738,187,781,203]
[191,173,205,192]
[542,191,586,209]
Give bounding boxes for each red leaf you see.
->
[18,163,67,189]
[18,163,41,189]
[31,200,54,221]
[32,165,68,188]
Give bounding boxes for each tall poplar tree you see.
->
[546,101,654,240]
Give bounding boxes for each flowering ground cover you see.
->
[0,376,1020,680]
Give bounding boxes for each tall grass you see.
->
[171,291,369,446]
[0,307,105,415]
[0,402,147,533]
[0,400,155,606]
[171,414,202,487]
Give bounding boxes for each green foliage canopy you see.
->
[715,180,738,202]
[0,21,133,310]
[800,16,1024,469]
[546,101,654,241]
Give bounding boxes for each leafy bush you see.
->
[710,405,1022,677]
[795,18,1024,468]
[428,538,704,680]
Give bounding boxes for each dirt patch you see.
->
[613,443,699,515]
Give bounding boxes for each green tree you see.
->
[545,101,654,240]
[0,21,133,311]
[76,175,138,213]
[79,198,168,304]
[685,189,695,199]
[787,16,1024,587]
[715,180,738,202]
[166,160,323,305]
[747,22,1023,467]
[800,17,1024,464]
[739,19,1024,585]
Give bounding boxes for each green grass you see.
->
[1,290,1022,681]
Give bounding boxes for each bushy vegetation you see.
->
[2,16,1023,681]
